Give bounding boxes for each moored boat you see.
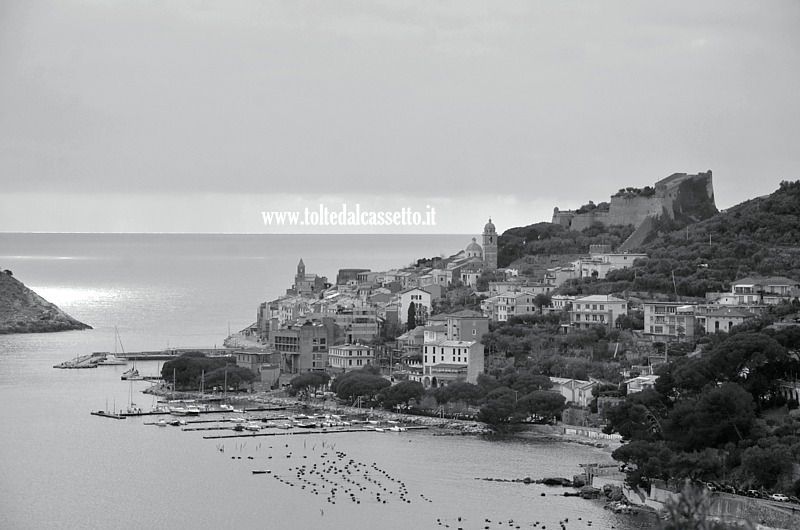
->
[121,368,140,380]
[97,354,127,366]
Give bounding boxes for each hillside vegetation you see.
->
[0,270,91,333]
[498,222,635,268]
[502,180,800,298]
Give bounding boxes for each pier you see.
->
[115,348,233,361]
[57,348,233,368]
[54,352,105,369]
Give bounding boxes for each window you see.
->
[472,329,476,336]
[600,305,604,310]
[592,304,597,310]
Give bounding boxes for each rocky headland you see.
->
[0,270,92,334]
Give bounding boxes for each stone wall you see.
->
[634,483,800,529]
[607,196,672,225]
[550,171,716,233]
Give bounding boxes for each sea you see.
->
[0,233,656,530]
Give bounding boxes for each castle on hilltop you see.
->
[552,171,717,232]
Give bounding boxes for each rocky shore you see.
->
[0,271,92,334]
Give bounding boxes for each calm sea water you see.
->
[0,233,654,530]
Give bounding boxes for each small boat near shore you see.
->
[252,470,271,474]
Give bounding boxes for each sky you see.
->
[1,0,799,235]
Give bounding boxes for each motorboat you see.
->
[185,406,201,415]
[169,407,188,416]
[245,423,261,431]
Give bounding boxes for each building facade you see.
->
[328,344,375,372]
[270,321,331,374]
[570,295,628,331]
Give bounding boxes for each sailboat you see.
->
[119,331,141,380]
[126,376,141,414]
[99,327,128,366]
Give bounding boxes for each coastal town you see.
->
[17,175,800,528]
[184,173,799,529]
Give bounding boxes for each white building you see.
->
[328,344,375,372]
[398,287,432,326]
[570,295,627,331]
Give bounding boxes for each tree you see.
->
[515,390,566,421]
[603,389,665,441]
[612,440,674,487]
[407,303,417,331]
[498,372,553,395]
[477,388,517,425]
[290,371,331,398]
[331,367,391,401]
[204,364,256,390]
[738,444,794,490]
[664,383,756,451]
[378,381,424,410]
[430,381,486,405]
[162,352,240,390]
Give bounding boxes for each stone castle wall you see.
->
[607,195,672,225]
[551,171,715,231]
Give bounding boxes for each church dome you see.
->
[466,237,483,255]
[484,218,496,233]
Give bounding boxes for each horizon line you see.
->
[0,231,476,236]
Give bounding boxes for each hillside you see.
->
[557,180,800,297]
[0,270,92,334]
[497,222,634,268]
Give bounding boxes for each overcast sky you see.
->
[1,1,798,234]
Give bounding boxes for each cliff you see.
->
[0,271,92,334]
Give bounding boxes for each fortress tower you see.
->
[482,219,497,271]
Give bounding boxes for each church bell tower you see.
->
[482,219,497,271]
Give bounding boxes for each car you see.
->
[746,490,762,498]
[770,493,789,502]
[705,482,718,492]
